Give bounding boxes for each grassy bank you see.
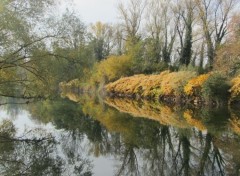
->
[105,71,238,105]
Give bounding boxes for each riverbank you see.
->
[105,71,240,106]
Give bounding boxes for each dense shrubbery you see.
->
[201,73,230,101]
[184,73,211,96]
[106,71,196,99]
[105,71,231,103]
[230,75,240,102]
[159,71,196,96]
[90,55,133,85]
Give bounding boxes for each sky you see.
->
[65,0,121,24]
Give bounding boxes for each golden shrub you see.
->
[160,71,196,96]
[105,71,170,97]
[184,73,211,96]
[229,115,240,135]
[106,71,196,98]
[91,55,132,85]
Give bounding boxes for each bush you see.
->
[202,73,230,101]
[160,71,196,96]
[184,73,211,96]
[90,55,133,85]
[230,75,240,102]
[105,71,196,98]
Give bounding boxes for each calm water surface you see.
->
[0,94,240,176]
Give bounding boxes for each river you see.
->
[0,94,239,176]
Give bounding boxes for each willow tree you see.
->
[0,0,59,97]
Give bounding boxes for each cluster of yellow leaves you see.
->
[184,73,211,96]
[229,75,240,101]
[106,71,196,98]
[229,115,240,135]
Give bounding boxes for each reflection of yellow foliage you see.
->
[230,75,240,101]
[184,73,211,96]
[229,115,240,135]
[183,110,206,131]
[105,97,190,129]
[70,95,138,135]
[61,92,81,102]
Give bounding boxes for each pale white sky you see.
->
[65,0,121,24]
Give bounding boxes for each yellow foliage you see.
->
[184,73,211,96]
[229,115,240,135]
[61,91,81,102]
[91,55,132,84]
[160,71,196,96]
[229,75,240,101]
[106,71,196,98]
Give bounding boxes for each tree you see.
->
[214,13,240,76]
[117,0,146,45]
[89,22,114,60]
[145,0,177,64]
[195,0,237,69]
[175,0,195,66]
[0,0,58,98]
[0,1,95,98]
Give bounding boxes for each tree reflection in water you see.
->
[0,119,92,176]
[0,95,240,175]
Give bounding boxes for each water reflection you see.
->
[0,94,240,175]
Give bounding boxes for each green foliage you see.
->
[202,73,230,101]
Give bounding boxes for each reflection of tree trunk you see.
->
[212,145,225,176]
[160,127,167,176]
[116,145,139,176]
[181,136,190,176]
[199,133,212,176]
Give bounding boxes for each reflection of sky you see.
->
[0,107,55,137]
[0,106,115,175]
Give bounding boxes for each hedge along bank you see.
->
[105,71,233,105]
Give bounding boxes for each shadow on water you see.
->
[0,93,240,175]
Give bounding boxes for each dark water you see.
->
[0,94,240,176]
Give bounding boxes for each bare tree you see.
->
[145,0,177,64]
[118,0,146,44]
[195,0,237,69]
[174,0,196,66]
